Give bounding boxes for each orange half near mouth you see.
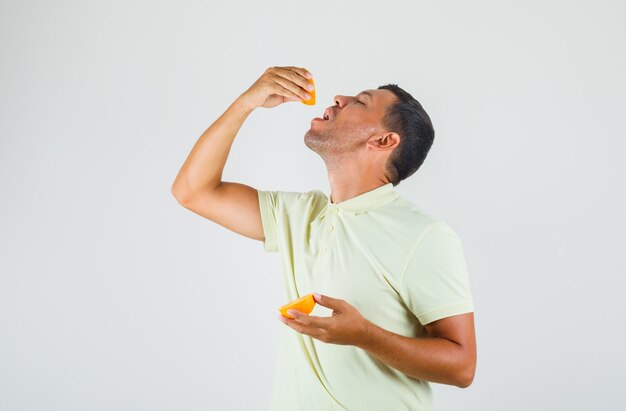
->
[279,293,316,318]
[301,77,316,105]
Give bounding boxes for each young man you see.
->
[172,66,477,410]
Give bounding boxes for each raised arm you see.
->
[171,66,314,242]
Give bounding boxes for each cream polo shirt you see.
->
[257,182,474,411]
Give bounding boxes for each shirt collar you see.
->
[325,182,400,213]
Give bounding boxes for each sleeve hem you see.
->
[417,300,474,325]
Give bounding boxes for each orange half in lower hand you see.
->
[279,293,316,319]
[302,77,316,105]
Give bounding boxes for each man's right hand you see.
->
[239,66,314,110]
[173,66,315,246]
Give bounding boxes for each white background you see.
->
[1,0,625,410]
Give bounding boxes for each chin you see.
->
[304,132,323,152]
[303,133,316,149]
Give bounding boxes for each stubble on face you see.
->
[304,120,376,168]
[305,88,397,167]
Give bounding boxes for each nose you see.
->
[333,95,346,107]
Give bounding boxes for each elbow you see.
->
[456,363,476,389]
[456,374,473,389]
[171,181,221,204]
[171,183,192,204]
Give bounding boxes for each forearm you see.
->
[172,95,255,198]
[357,321,470,388]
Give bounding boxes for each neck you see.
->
[326,169,390,204]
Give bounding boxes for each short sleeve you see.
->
[257,190,279,253]
[398,222,474,325]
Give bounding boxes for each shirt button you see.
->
[333,208,339,214]
[323,246,328,253]
[328,226,334,232]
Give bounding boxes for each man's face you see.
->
[304,89,398,159]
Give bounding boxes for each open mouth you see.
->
[323,107,332,120]
[311,107,332,122]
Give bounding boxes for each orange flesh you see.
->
[279,293,316,318]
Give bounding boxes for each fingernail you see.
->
[306,72,313,79]
[314,293,321,300]
[304,94,312,100]
[287,309,296,316]
[306,83,315,91]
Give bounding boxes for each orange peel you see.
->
[279,293,316,319]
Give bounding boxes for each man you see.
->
[172,66,477,410]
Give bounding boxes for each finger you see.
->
[288,309,332,329]
[273,68,314,97]
[270,79,306,102]
[266,66,312,81]
[279,315,328,340]
[282,94,301,102]
[271,74,311,101]
[280,315,310,334]
[313,293,345,311]
[276,66,312,87]
[285,66,313,80]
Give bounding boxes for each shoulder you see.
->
[258,187,327,212]
[280,188,327,204]
[385,195,445,231]
[388,195,464,246]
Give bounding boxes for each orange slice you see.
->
[302,77,316,105]
[279,293,316,319]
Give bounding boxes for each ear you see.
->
[369,132,401,151]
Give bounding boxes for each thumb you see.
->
[314,293,343,310]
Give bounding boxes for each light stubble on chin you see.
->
[305,128,365,167]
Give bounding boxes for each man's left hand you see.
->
[277,293,370,346]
